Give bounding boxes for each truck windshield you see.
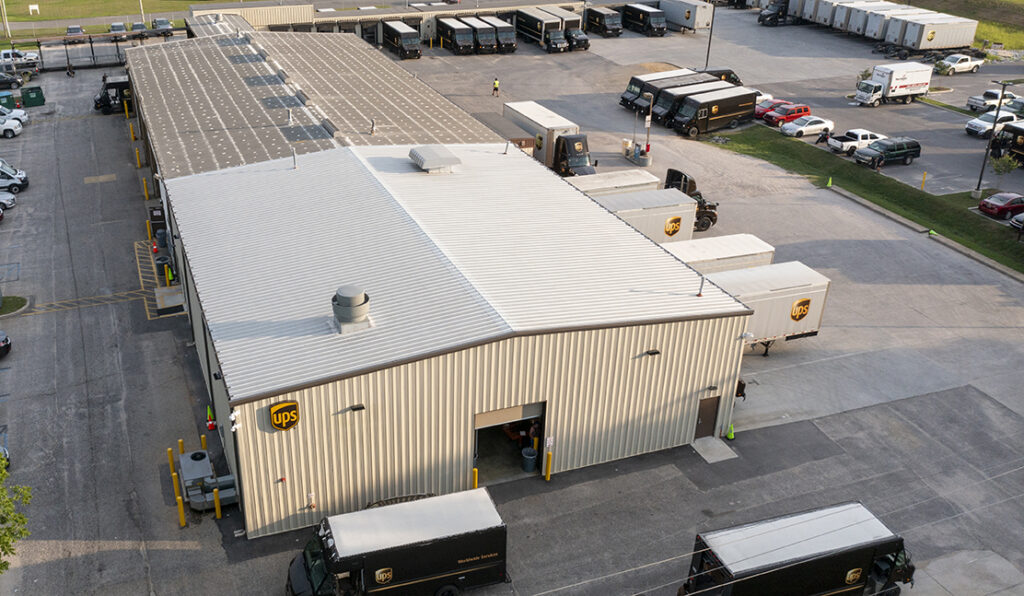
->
[0,163,16,177]
[497,31,515,42]
[548,30,566,41]
[655,95,674,110]
[650,15,666,25]
[478,32,496,44]
[303,539,329,593]
[401,33,419,46]
[678,104,697,120]
[605,14,622,26]
[857,81,878,94]
[456,32,473,43]
[626,81,643,95]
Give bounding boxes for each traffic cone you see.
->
[206,406,216,431]
[726,424,735,440]
[825,176,832,188]
[152,240,158,253]
[928,230,937,236]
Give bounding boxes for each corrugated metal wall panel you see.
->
[237,315,747,538]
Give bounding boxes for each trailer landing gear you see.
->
[758,340,775,357]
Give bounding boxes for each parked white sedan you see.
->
[0,117,21,139]
[0,192,14,209]
[965,111,1019,138]
[780,115,834,138]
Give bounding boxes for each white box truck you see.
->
[854,62,931,106]
[662,233,775,274]
[902,16,978,50]
[863,8,932,40]
[706,261,830,355]
[845,2,901,35]
[502,101,595,176]
[659,0,714,32]
[591,189,696,243]
[566,169,660,197]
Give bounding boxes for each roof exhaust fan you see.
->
[332,285,372,333]
[409,145,460,174]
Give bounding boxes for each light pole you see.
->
[644,91,653,154]
[139,0,146,25]
[703,5,715,70]
[973,80,1015,199]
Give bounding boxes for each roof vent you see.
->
[332,285,372,334]
[409,145,460,174]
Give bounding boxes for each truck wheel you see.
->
[947,69,954,76]
[871,99,880,108]
[728,119,739,129]
[435,585,460,596]
[7,184,20,194]
[2,129,12,139]
[687,127,699,139]
[971,65,979,73]
[695,215,713,232]
[903,155,913,165]
[846,147,855,156]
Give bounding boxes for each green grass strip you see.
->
[0,296,27,316]
[918,97,975,116]
[716,125,1024,273]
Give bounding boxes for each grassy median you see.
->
[716,125,1024,273]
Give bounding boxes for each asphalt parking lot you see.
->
[1,9,1024,595]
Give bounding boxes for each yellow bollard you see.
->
[135,148,141,169]
[146,219,152,242]
[165,264,172,286]
[124,99,129,119]
[213,488,222,519]
[178,438,184,454]
[533,437,539,451]
[129,121,135,141]
[143,178,150,201]
[177,496,186,527]
[921,171,927,190]
[201,434,207,450]
[545,451,552,482]
[472,467,478,489]
[171,471,181,501]
[167,447,175,473]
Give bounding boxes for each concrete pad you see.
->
[690,437,738,464]
[154,286,185,315]
[922,550,1024,596]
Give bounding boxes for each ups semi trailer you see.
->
[672,86,758,138]
[663,233,775,274]
[901,16,977,50]
[651,78,731,125]
[623,4,667,36]
[830,0,889,30]
[705,260,829,355]
[459,17,497,53]
[586,6,622,36]
[382,21,421,60]
[539,6,589,50]
[566,169,660,197]
[660,0,714,32]
[480,16,517,53]
[863,8,933,40]
[812,0,861,27]
[619,68,695,110]
[516,8,568,52]
[678,502,915,595]
[437,18,475,55]
[285,489,507,596]
[502,101,595,176]
[591,189,697,243]
[844,2,902,35]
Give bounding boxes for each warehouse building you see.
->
[165,143,751,537]
[127,29,751,539]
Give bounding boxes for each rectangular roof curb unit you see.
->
[591,189,697,244]
[701,502,897,576]
[662,234,775,274]
[706,261,830,347]
[566,169,661,197]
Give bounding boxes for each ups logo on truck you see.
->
[845,567,863,584]
[711,104,719,115]
[791,298,811,322]
[269,401,299,431]
[375,568,394,584]
[664,216,682,237]
[926,30,936,41]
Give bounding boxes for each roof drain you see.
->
[332,285,372,334]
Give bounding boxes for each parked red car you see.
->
[978,192,1024,220]
[763,104,811,127]
[755,98,791,119]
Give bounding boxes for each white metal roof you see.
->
[662,234,775,263]
[186,13,255,37]
[167,144,747,400]
[566,169,660,195]
[593,189,696,213]
[702,503,896,575]
[328,489,503,558]
[705,261,831,299]
[503,101,576,130]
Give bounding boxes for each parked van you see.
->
[460,17,497,53]
[623,4,667,36]
[382,21,421,60]
[437,18,475,55]
[673,86,758,137]
[480,16,517,53]
[586,6,623,36]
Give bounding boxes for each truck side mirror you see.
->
[593,159,598,168]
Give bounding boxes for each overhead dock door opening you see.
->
[474,403,546,485]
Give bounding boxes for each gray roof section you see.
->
[126,35,337,179]
[167,143,747,401]
[593,189,697,213]
[251,32,500,146]
[185,13,255,37]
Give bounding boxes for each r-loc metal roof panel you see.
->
[701,502,896,576]
[328,489,503,558]
[186,13,255,37]
[593,189,696,212]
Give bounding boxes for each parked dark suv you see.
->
[854,137,921,168]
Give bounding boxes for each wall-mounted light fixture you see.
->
[740,332,754,340]
[644,349,661,357]
[335,404,366,416]
[213,372,222,380]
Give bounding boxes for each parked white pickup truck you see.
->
[827,129,887,156]
[934,53,983,75]
[967,89,1019,112]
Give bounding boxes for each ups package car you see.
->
[673,86,757,138]
[382,21,421,60]
[623,3,667,36]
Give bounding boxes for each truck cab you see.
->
[553,134,596,177]
[758,0,789,25]
[666,169,718,231]
[94,75,131,115]
[565,28,589,50]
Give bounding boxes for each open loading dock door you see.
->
[474,403,545,485]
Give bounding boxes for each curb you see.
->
[827,185,1024,285]
[0,296,32,319]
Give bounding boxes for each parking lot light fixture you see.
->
[974,80,1015,199]
[644,91,654,154]
[703,5,715,70]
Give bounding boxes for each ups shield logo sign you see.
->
[711,104,719,115]
[269,401,299,431]
[845,567,863,584]
[375,568,394,584]
[791,298,811,322]
[665,216,682,237]
[926,30,936,41]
